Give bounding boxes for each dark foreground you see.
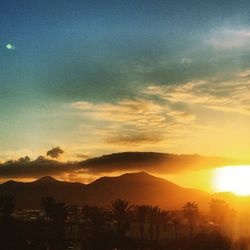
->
[0,195,248,250]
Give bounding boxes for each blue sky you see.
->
[1,0,250,161]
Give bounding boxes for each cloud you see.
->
[0,152,246,182]
[71,96,196,148]
[0,159,76,179]
[46,146,64,159]
[206,28,250,49]
[180,58,192,64]
[145,75,250,116]
[79,152,244,176]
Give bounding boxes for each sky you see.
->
[1,0,250,163]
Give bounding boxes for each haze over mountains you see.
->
[0,152,248,211]
[0,169,249,212]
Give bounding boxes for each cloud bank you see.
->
[0,152,245,183]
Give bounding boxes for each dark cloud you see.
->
[0,159,76,179]
[35,155,47,162]
[80,152,243,175]
[0,152,246,181]
[17,156,31,163]
[46,147,64,159]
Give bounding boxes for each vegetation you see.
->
[0,194,247,250]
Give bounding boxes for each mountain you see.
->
[83,171,209,209]
[0,176,85,208]
[0,172,209,210]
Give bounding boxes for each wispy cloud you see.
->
[206,27,250,49]
[64,67,250,159]
[71,95,196,147]
[145,74,250,115]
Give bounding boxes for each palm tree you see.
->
[171,211,182,239]
[134,205,150,240]
[41,196,67,224]
[81,205,110,249]
[148,206,160,241]
[41,196,56,221]
[155,209,171,241]
[210,199,229,226]
[82,205,108,237]
[110,199,132,240]
[41,197,68,248]
[54,202,68,226]
[183,201,199,239]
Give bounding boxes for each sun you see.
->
[213,166,250,196]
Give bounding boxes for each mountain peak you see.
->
[2,179,18,185]
[34,176,58,183]
[120,171,153,178]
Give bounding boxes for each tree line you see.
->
[0,194,246,250]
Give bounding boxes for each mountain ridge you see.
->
[0,171,209,210]
[2,171,248,211]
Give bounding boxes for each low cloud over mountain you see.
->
[0,152,244,182]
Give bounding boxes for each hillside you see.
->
[0,172,209,210]
[0,176,85,208]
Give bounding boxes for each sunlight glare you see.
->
[213,166,250,196]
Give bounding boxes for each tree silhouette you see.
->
[81,205,112,249]
[0,195,25,250]
[41,197,68,249]
[155,209,171,241]
[41,196,56,220]
[41,196,67,224]
[134,205,150,240]
[183,201,199,239]
[82,205,108,237]
[148,206,161,241]
[110,198,132,241]
[210,199,229,226]
[0,194,15,221]
[171,211,182,239]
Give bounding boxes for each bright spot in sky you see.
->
[213,166,250,196]
[6,43,15,50]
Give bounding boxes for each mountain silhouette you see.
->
[33,176,59,183]
[0,176,85,208]
[0,172,209,209]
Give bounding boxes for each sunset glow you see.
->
[2,2,250,248]
[214,166,250,195]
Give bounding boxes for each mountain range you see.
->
[0,171,210,210]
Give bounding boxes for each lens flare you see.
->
[6,43,15,50]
